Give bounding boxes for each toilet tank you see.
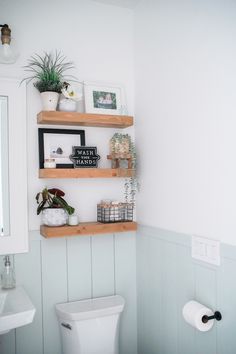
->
[56,295,125,354]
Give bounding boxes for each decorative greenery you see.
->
[36,187,75,215]
[22,51,75,93]
[110,133,138,205]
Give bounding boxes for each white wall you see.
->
[135,0,236,245]
[1,0,135,229]
[0,2,137,353]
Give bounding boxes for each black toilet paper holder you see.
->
[202,311,222,323]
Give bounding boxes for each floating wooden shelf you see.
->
[37,111,133,128]
[39,168,134,178]
[40,221,137,238]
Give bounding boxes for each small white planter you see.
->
[41,208,68,226]
[41,92,59,111]
[68,214,79,226]
[58,98,77,112]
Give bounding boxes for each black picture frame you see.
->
[38,128,86,169]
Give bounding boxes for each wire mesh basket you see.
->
[97,203,134,223]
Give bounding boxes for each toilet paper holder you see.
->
[202,311,222,324]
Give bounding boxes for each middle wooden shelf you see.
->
[39,168,134,178]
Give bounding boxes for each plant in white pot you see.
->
[36,187,75,226]
[22,51,75,111]
[59,82,83,112]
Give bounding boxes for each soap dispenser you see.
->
[1,256,15,289]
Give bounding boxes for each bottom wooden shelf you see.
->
[40,221,137,238]
[39,168,134,178]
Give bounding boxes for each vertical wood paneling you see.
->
[91,234,115,298]
[176,245,195,354]
[161,241,178,354]
[5,226,236,354]
[0,331,15,354]
[137,234,164,354]
[176,246,195,354]
[0,231,137,354]
[136,230,150,354]
[41,238,67,354]
[14,240,43,354]
[147,236,164,354]
[217,257,236,354]
[137,228,232,354]
[195,265,217,354]
[115,232,137,354]
[67,236,92,301]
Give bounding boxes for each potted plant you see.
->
[109,133,138,206]
[22,51,75,111]
[36,187,75,226]
[58,82,83,112]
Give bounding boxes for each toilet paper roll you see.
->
[182,300,214,332]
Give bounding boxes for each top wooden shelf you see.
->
[37,111,133,128]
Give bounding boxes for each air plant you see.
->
[22,51,75,93]
[36,187,75,215]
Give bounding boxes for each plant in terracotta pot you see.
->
[36,187,75,226]
[22,51,75,111]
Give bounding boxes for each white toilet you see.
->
[55,295,125,354]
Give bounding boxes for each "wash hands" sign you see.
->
[70,146,100,168]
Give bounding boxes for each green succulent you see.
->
[22,51,75,93]
[110,133,139,205]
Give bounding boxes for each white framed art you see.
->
[84,81,125,115]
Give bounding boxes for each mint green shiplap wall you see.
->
[4,225,236,354]
[0,231,137,354]
[137,225,236,354]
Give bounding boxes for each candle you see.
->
[44,159,56,168]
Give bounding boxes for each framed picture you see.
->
[38,128,86,168]
[84,81,125,115]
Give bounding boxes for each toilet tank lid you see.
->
[55,295,125,321]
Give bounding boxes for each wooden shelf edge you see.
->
[37,111,133,128]
[39,168,134,178]
[40,221,137,238]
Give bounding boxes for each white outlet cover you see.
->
[192,235,220,266]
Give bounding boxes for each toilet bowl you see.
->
[55,295,125,354]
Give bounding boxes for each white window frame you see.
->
[0,78,28,255]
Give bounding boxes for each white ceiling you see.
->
[91,0,140,9]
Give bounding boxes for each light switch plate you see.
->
[192,235,220,266]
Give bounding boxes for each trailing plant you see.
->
[36,187,75,215]
[110,133,139,205]
[22,51,75,93]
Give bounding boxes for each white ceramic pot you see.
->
[41,92,59,111]
[68,214,79,226]
[58,98,77,112]
[41,208,68,226]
